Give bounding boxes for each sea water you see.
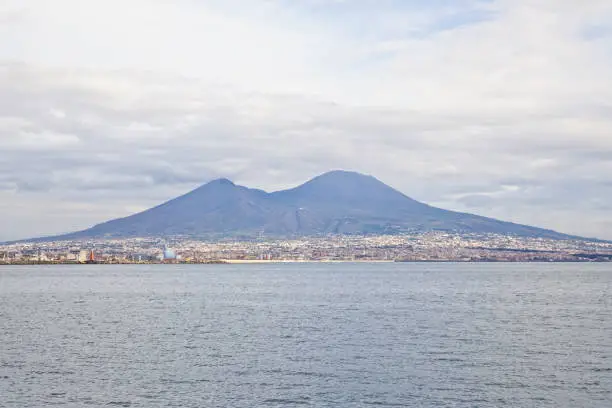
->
[1,263,610,407]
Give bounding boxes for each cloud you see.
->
[0,0,611,240]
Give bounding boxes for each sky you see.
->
[1,0,612,241]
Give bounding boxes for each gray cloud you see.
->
[1,0,612,240]
[1,62,611,240]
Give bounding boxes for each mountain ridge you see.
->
[10,170,593,242]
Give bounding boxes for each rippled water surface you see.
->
[1,263,611,407]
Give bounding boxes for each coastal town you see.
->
[1,232,611,264]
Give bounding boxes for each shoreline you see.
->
[1,259,610,265]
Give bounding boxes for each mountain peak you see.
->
[293,170,392,195]
[207,178,235,186]
[272,169,419,213]
[315,170,374,180]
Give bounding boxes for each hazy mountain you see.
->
[26,170,579,241]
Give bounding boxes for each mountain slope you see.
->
[59,178,292,239]
[272,171,570,237]
[28,170,578,241]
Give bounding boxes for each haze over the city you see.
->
[1,0,611,241]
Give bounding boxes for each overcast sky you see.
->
[1,0,612,241]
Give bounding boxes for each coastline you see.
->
[1,259,610,265]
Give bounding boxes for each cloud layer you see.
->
[1,0,612,240]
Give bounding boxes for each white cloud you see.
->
[0,0,611,240]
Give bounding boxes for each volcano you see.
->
[28,170,577,241]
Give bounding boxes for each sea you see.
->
[0,263,610,407]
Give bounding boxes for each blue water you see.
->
[1,263,611,407]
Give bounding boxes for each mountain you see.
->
[26,170,579,241]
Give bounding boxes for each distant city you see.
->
[1,232,611,264]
